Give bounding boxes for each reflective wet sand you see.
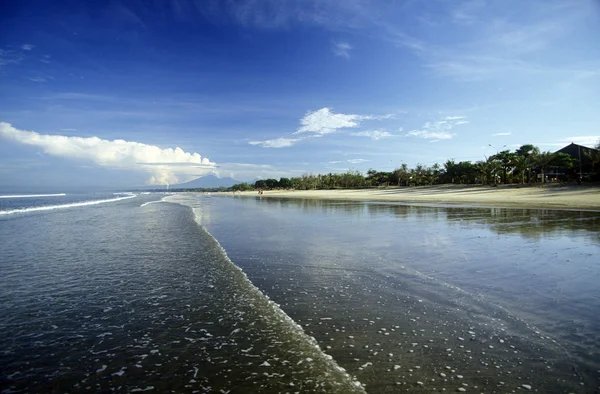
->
[195,196,600,392]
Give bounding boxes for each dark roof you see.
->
[556,142,597,156]
[555,143,598,170]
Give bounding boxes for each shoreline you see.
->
[235,184,600,211]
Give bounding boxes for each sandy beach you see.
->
[241,184,600,211]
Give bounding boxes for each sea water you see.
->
[1,192,599,393]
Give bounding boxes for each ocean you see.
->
[1,192,599,393]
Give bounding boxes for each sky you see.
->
[1,0,599,190]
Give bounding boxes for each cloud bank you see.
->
[0,122,215,185]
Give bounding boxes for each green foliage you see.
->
[231,182,253,191]
[490,150,516,184]
[156,142,594,194]
[279,177,293,189]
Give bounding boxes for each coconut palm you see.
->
[491,150,516,184]
[534,151,574,183]
[513,155,529,184]
[515,144,540,183]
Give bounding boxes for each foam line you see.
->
[163,194,365,392]
[0,195,137,215]
[0,193,66,199]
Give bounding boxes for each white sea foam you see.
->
[140,196,169,207]
[0,193,66,199]
[140,200,161,207]
[163,194,366,392]
[0,195,137,215]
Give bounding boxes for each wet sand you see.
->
[243,184,600,211]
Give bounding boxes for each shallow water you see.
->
[169,194,600,392]
[0,194,362,393]
[1,193,599,393]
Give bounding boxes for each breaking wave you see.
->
[0,193,66,199]
[0,195,137,215]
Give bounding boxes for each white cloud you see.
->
[0,49,22,66]
[493,131,512,136]
[295,107,371,135]
[347,158,369,164]
[332,41,352,58]
[407,129,455,140]
[21,44,35,51]
[406,116,468,140]
[329,158,369,164]
[28,77,47,83]
[249,137,302,148]
[350,130,393,140]
[249,107,393,148]
[0,122,215,185]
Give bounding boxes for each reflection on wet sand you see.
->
[203,196,600,391]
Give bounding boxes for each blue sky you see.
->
[1,0,599,189]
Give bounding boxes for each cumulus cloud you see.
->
[493,131,512,136]
[0,122,215,185]
[295,107,373,135]
[332,41,352,58]
[248,137,302,148]
[249,107,393,148]
[350,130,393,140]
[406,116,468,140]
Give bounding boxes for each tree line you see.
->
[230,143,600,192]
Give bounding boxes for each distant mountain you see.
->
[170,175,240,189]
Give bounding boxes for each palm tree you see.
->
[475,160,489,184]
[476,157,501,185]
[488,158,502,186]
[513,155,529,184]
[393,163,409,186]
[534,151,574,183]
[515,144,540,183]
[534,151,554,183]
[444,159,457,183]
[491,150,516,184]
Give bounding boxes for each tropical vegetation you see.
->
[162,142,599,193]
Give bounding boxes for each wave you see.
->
[140,200,162,207]
[163,194,365,392]
[0,193,66,199]
[140,195,169,207]
[0,195,137,216]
